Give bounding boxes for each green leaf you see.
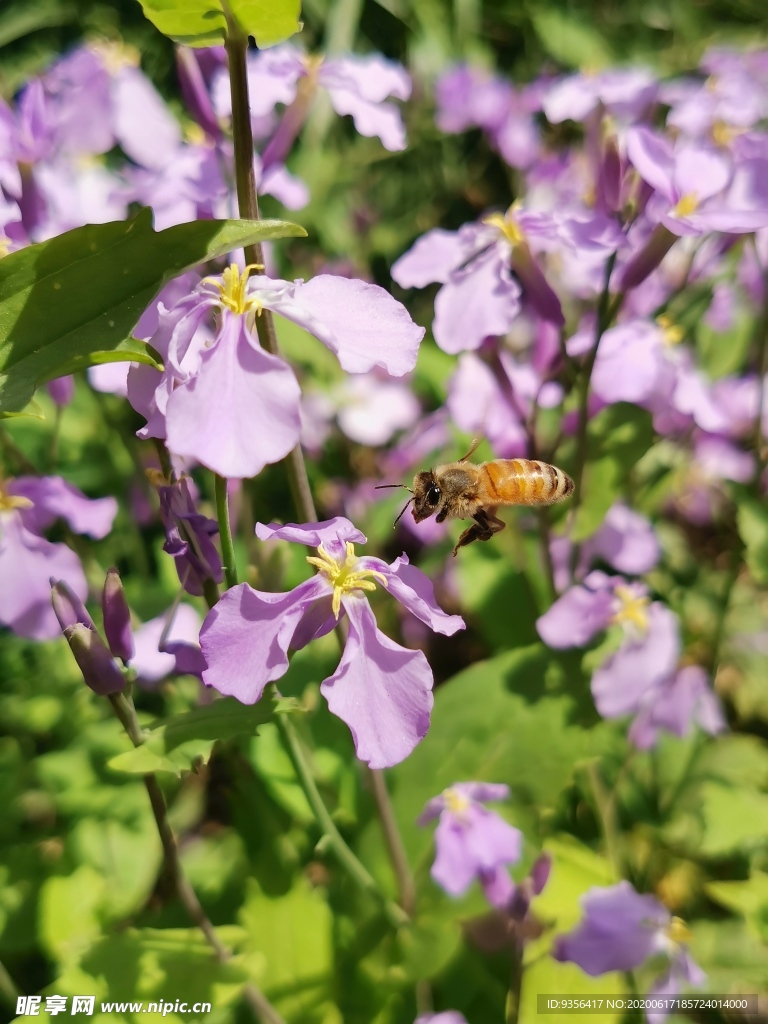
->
[108,695,298,776]
[136,0,301,47]
[520,958,626,1024]
[0,210,306,414]
[737,498,768,585]
[239,877,333,1020]
[697,782,768,857]
[39,866,106,963]
[706,872,768,943]
[531,9,614,69]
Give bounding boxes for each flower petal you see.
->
[269,275,425,376]
[165,312,301,479]
[365,553,465,636]
[201,578,328,703]
[391,228,471,288]
[321,596,433,768]
[10,475,117,539]
[536,583,614,649]
[255,517,367,549]
[434,248,522,354]
[0,515,87,640]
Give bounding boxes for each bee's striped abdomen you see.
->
[485,459,574,507]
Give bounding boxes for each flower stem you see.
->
[108,692,285,1024]
[275,713,409,929]
[224,21,318,526]
[0,959,22,1007]
[214,474,238,588]
[369,769,416,916]
[585,759,622,878]
[568,253,622,578]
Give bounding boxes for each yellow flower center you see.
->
[89,39,140,73]
[0,478,33,513]
[443,787,471,818]
[655,314,685,346]
[611,585,650,633]
[306,542,387,619]
[204,263,265,317]
[711,120,737,148]
[483,203,525,247]
[672,193,699,218]
[666,916,692,946]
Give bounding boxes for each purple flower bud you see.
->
[63,623,125,695]
[46,375,75,407]
[102,568,135,662]
[530,852,552,896]
[50,578,95,631]
[619,224,678,290]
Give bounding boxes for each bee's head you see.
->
[411,471,442,523]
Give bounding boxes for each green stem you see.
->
[109,692,286,1024]
[224,22,317,526]
[215,474,238,588]
[586,759,622,878]
[275,713,409,929]
[568,253,622,578]
[369,769,416,916]
[0,959,22,1007]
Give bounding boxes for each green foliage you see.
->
[738,498,768,585]
[136,0,302,47]
[108,694,299,776]
[0,211,306,414]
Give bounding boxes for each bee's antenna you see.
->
[375,483,414,492]
[393,498,414,528]
[458,437,482,462]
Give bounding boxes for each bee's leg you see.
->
[452,510,504,556]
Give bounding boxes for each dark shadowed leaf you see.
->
[0,209,306,414]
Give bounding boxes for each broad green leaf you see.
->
[366,647,616,878]
[39,866,106,963]
[108,695,298,776]
[520,958,626,1024]
[239,877,333,1020]
[697,782,768,857]
[706,872,768,942]
[689,919,768,992]
[0,209,306,414]
[136,0,301,47]
[738,498,768,585]
[49,927,250,1015]
[71,818,162,922]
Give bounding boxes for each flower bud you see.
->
[530,852,552,896]
[63,624,125,695]
[102,568,135,662]
[51,578,95,631]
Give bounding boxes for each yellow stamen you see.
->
[306,541,387,619]
[483,203,526,247]
[612,585,650,633]
[0,478,33,512]
[666,916,692,946]
[655,314,685,346]
[443,787,471,818]
[203,263,265,317]
[89,39,140,73]
[672,193,699,218]
[711,120,737,148]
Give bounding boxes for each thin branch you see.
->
[214,474,238,588]
[109,692,286,1024]
[369,769,416,916]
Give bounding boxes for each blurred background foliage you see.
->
[2,1,768,1023]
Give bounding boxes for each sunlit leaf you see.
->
[136,0,301,47]
[0,209,306,414]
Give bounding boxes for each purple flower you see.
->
[626,126,768,236]
[542,68,657,124]
[130,265,424,478]
[200,518,464,768]
[131,603,205,687]
[628,665,726,749]
[415,1014,468,1024]
[418,782,522,907]
[156,476,223,597]
[0,476,116,640]
[555,882,705,1022]
[213,46,411,153]
[392,206,565,353]
[301,372,421,449]
[435,66,541,169]
[415,1014,467,1024]
[102,568,134,663]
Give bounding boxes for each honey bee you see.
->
[377,441,574,556]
